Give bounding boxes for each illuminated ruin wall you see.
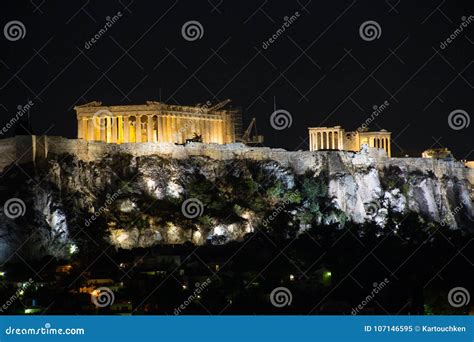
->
[1,136,472,187]
[75,101,240,144]
[308,126,392,157]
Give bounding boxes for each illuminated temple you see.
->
[75,100,242,144]
[308,126,391,157]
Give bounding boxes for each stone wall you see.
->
[1,135,473,186]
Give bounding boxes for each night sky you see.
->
[1,0,473,158]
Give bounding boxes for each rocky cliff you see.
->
[0,140,472,262]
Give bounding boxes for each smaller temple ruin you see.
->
[422,148,453,160]
[308,126,391,157]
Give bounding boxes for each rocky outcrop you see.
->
[0,139,472,262]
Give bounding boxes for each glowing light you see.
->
[289,274,295,281]
[117,232,128,243]
[323,271,332,283]
[68,243,78,255]
[0,271,5,277]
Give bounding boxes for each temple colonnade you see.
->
[308,127,344,150]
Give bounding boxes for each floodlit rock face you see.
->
[0,137,472,262]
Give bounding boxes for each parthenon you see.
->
[308,126,391,157]
[75,101,241,144]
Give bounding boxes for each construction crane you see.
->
[206,99,231,112]
[240,118,264,145]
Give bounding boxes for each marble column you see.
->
[123,116,130,143]
[105,117,111,143]
[117,116,123,143]
[110,116,117,143]
[88,119,94,141]
[147,115,153,142]
[99,118,106,142]
[135,115,141,142]
[157,116,163,142]
[161,116,167,142]
[212,120,218,143]
[201,119,207,143]
[162,116,168,142]
[168,116,174,142]
[78,118,84,139]
[217,121,221,143]
[204,119,211,144]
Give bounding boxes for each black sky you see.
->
[1,0,473,158]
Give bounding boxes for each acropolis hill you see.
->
[0,101,473,261]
